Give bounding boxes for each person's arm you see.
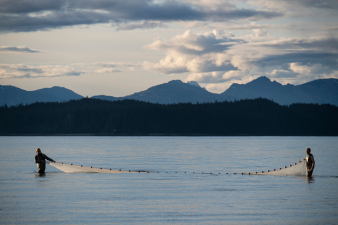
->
[42,154,56,163]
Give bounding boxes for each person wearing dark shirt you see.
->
[305,148,315,177]
[34,148,55,173]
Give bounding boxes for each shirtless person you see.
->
[34,148,55,173]
[305,148,315,177]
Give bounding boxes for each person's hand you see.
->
[52,161,56,163]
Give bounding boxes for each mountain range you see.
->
[222,76,338,106]
[1,76,338,107]
[0,85,83,107]
[93,76,338,106]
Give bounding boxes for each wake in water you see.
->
[50,159,306,176]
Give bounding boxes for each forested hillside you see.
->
[0,98,337,135]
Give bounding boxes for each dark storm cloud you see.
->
[12,66,43,74]
[199,62,237,73]
[0,11,112,32]
[207,8,281,21]
[147,30,245,56]
[117,21,165,30]
[0,0,283,32]
[262,37,338,51]
[0,0,64,14]
[295,38,338,51]
[256,52,338,70]
[252,37,338,74]
[292,0,338,9]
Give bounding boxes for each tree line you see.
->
[0,98,337,135]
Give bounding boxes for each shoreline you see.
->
[0,134,336,136]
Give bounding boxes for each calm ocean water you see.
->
[0,136,337,224]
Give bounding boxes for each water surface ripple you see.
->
[0,136,337,224]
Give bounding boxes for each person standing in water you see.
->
[34,148,55,173]
[305,148,315,177]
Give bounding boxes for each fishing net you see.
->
[50,159,306,176]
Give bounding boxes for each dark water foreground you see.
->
[0,136,337,224]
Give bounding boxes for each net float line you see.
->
[50,159,306,176]
[49,162,149,173]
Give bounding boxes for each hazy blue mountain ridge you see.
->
[93,80,227,104]
[123,80,225,104]
[0,85,83,106]
[221,77,338,105]
[1,77,338,106]
[291,79,338,105]
[222,76,284,101]
[94,77,338,105]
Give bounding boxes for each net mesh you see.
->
[49,162,147,173]
[50,159,306,176]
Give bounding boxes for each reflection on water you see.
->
[35,173,46,178]
[306,176,315,184]
[0,136,337,224]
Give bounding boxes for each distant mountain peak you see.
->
[228,76,271,89]
[187,81,201,88]
[168,80,183,84]
[51,86,64,89]
[252,76,271,83]
[259,76,269,79]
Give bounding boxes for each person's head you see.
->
[36,148,41,154]
[306,148,311,154]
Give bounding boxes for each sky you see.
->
[0,0,337,97]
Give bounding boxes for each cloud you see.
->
[145,30,242,54]
[0,0,64,14]
[117,21,166,30]
[0,61,143,79]
[247,0,338,10]
[258,37,338,51]
[143,30,241,74]
[94,62,142,72]
[255,52,338,70]
[0,10,112,32]
[0,46,43,53]
[95,68,121,73]
[144,29,338,92]
[0,64,83,79]
[94,62,141,68]
[247,37,338,71]
[0,0,283,32]
[225,35,338,84]
[66,61,143,75]
[275,0,338,10]
[186,71,226,83]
